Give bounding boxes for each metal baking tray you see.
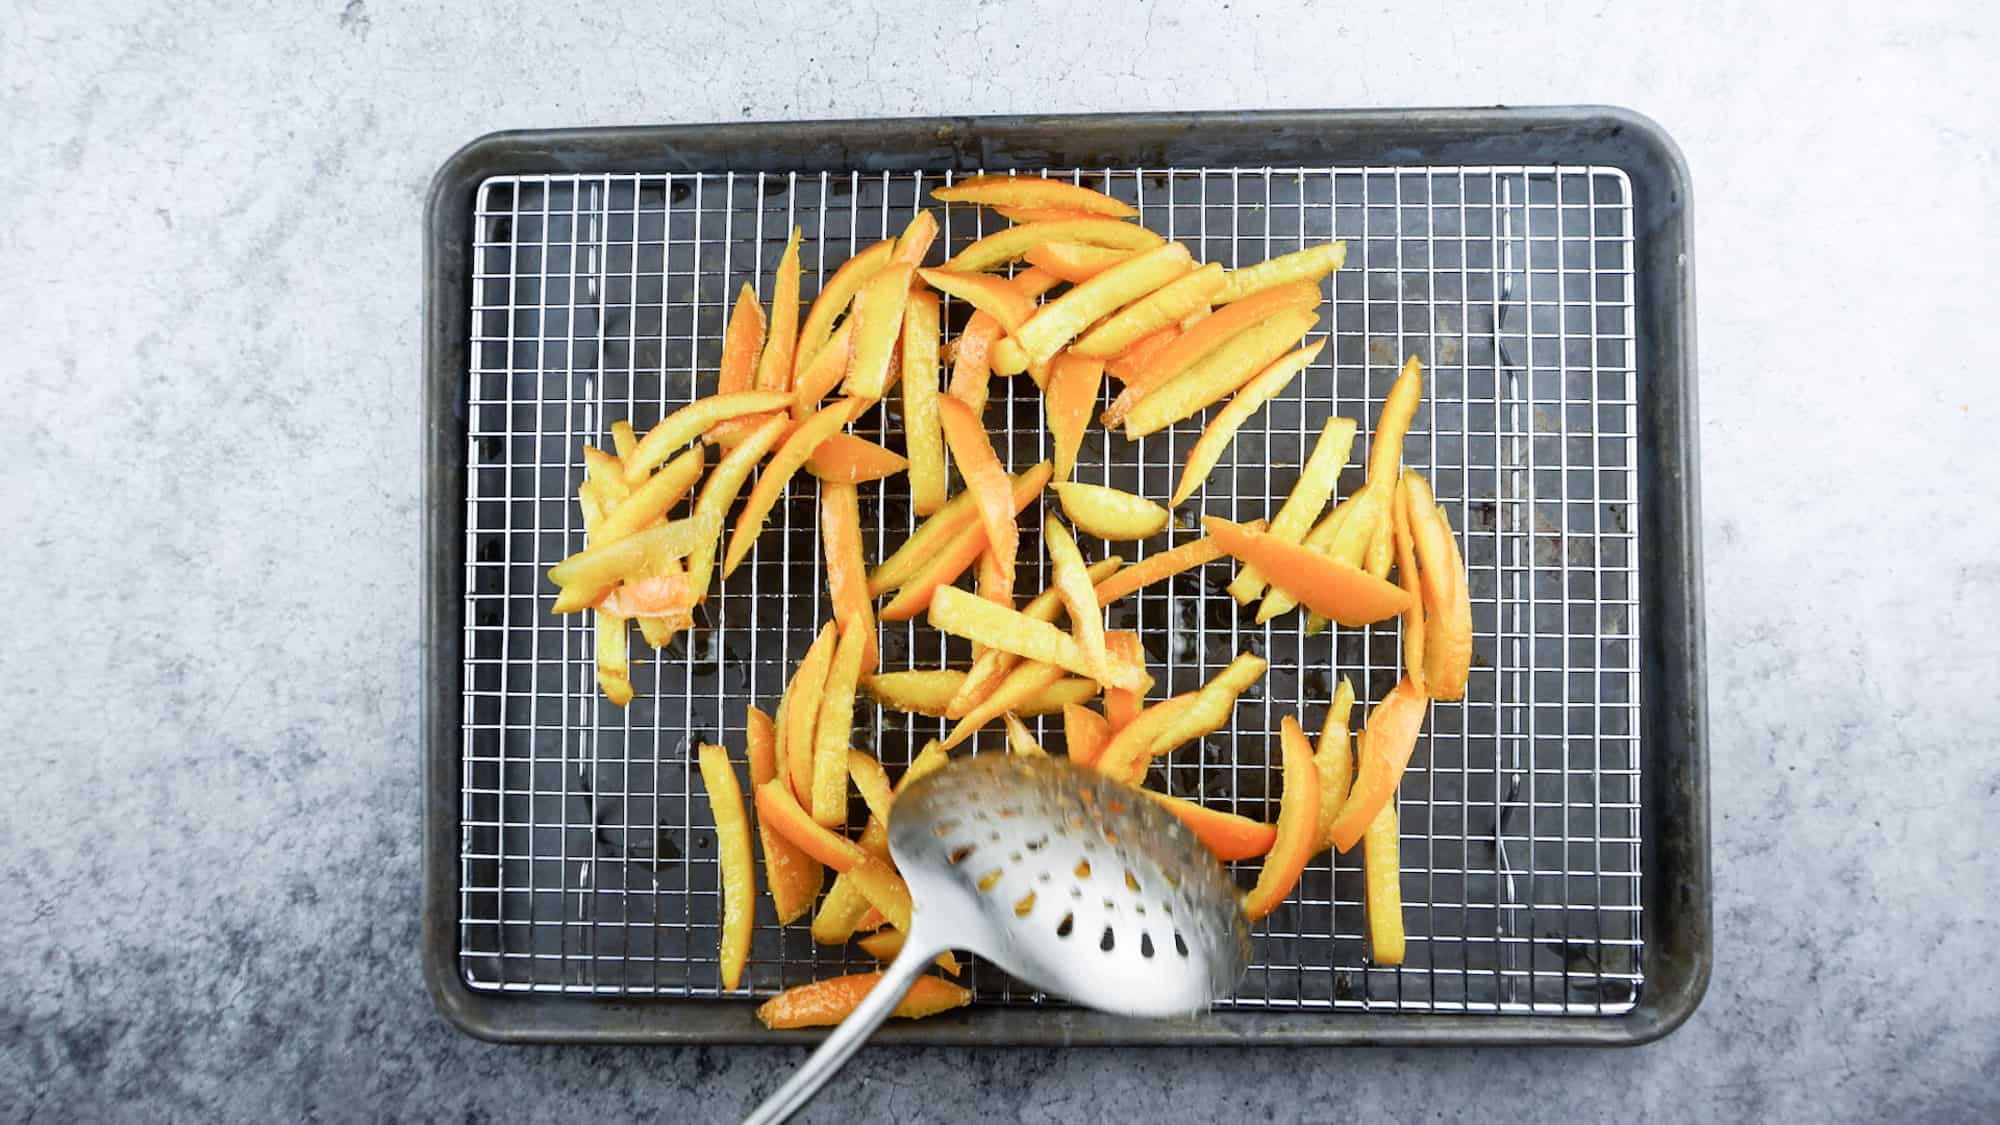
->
[421,108,1706,1045]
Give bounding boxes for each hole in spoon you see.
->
[1174,931,1189,958]
[1123,869,1141,893]
[1056,913,1074,938]
[1099,927,1116,952]
[1074,860,1091,879]
[1140,933,1155,958]
[1014,892,1036,917]
[976,869,1003,892]
[948,845,976,865]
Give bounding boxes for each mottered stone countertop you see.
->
[5,1,1995,1121]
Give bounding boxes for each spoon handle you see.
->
[743,940,941,1124]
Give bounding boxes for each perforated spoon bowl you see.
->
[746,754,1251,1124]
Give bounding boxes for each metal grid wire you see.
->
[459,165,1642,1015]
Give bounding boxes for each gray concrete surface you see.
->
[5,1,1997,1121]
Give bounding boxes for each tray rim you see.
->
[419,105,1707,1046]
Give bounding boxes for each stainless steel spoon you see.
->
[746,754,1251,1124]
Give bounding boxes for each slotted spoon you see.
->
[746,754,1251,1124]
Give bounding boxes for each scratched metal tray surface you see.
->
[420,110,1706,1045]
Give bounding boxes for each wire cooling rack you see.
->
[457,165,1642,1015]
